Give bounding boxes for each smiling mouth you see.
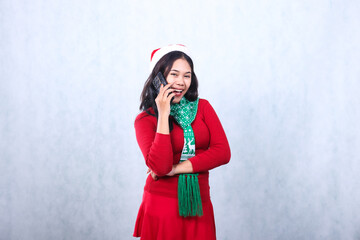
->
[174,89,183,93]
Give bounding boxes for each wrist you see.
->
[166,165,177,177]
[175,160,193,174]
[158,113,169,121]
[173,164,179,175]
[156,115,170,134]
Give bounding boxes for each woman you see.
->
[133,44,231,240]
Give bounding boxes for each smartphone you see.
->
[152,72,168,94]
[152,72,174,103]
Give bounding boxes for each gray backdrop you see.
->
[1,0,360,239]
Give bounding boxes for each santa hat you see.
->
[149,44,191,72]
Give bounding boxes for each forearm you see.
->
[156,115,170,134]
[188,100,231,173]
[174,160,193,174]
[189,145,230,173]
[155,83,174,134]
[135,116,173,176]
[145,133,173,176]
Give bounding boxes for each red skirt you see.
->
[133,191,216,240]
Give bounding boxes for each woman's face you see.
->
[166,58,192,104]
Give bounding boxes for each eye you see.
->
[185,75,191,78]
[171,73,177,76]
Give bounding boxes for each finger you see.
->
[162,85,176,98]
[164,87,175,95]
[162,89,174,101]
[157,84,168,99]
[163,82,174,90]
[151,172,158,181]
[159,83,174,95]
[166,92,176,102]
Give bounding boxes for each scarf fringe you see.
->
[178,174,203,217]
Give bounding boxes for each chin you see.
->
[172,98,181,104]
[172,93,187,104]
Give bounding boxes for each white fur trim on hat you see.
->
[149,44,191,72]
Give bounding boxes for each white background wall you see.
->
[1,0,360,239]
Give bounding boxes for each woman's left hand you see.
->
[147,165,177,180]
[166,165,177,177]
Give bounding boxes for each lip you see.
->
[172,88,184,97]
[172,88,184,91]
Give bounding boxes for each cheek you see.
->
[186,79,192,89]
[166,76,175,84]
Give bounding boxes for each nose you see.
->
[174,77,185,86]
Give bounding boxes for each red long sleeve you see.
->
[188,100,231,173]
[134,99,230,200]
[134,99,230,177]
[134,113,173,176]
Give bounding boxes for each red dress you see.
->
[133,99,231,240]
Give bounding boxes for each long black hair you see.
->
[139,51,199,117]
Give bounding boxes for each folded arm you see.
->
[135,115,174,176]
[189,101,231,173]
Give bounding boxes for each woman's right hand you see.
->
[155,84,175,117]
[147,168,158,181]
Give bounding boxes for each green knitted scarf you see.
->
[170,97,203,217]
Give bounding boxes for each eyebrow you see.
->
[170,69,191,74]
